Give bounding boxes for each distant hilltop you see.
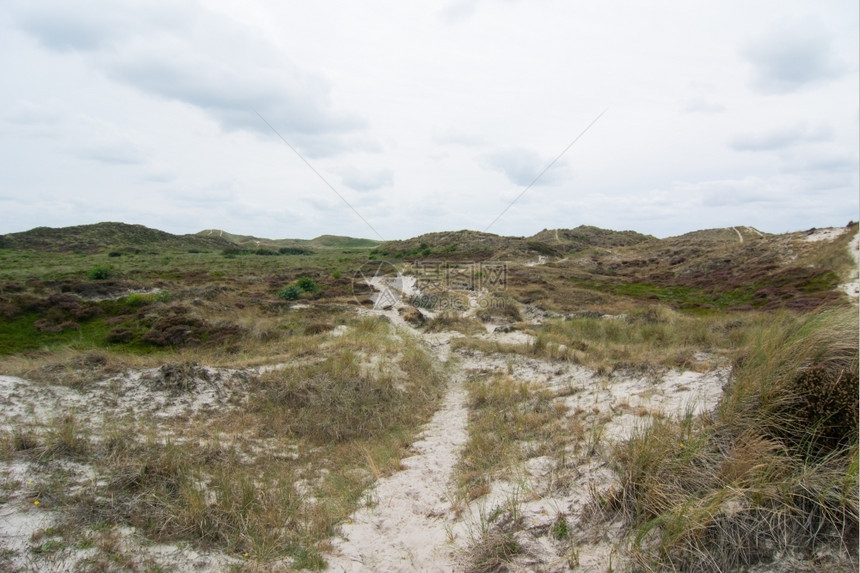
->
[0,222,379,253]
[0,222,233,253]
[195,229,379,251]
[1,221,856,274]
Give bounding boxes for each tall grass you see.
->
[615,309,859,571]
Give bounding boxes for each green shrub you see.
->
[87,266,112,280]
[278,285,302,301]
[278,247,314,255]
[295,277,319,293]
[123,293,155,307]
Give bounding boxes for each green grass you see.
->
[0,243,376,356]
[0,244,367,283]
[0,312,114,355]
[568,277,756,309]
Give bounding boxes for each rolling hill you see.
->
[0,222,234,253]
[196,229,379,251]
[0,223,379,254]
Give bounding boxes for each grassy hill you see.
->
[0,223,379,255]
[0,222,234,253]
[508,223,858,312]
[372,225,657,261]
[1,221,854,314]
[529,225,656,251]
[196,229,378,251]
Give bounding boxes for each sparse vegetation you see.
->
[453,306,761,372]
[457,374,564,499]
[1,221,856,571]
[1,318,445,569]
[424,311,485,335]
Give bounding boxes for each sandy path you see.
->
[324,277,470,571]
[325,367,468,572]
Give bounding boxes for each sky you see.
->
[0,1,858,241]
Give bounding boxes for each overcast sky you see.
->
[1,1,857,240]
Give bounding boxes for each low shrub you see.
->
[296,277,319,293]
[278,285,302,301]
[278,277,319,301]
[87,266,113,280]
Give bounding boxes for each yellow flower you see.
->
[679,442,685,448]
[33,500,40,506]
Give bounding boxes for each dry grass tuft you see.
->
[457,374,565,499]
[614,309,859,571]
[255,342,443,443]
[465,529,524,573]
[424,311,485,335]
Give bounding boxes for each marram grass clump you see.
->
[615,309,859,572]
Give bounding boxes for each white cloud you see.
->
[681,97,725,114]
[433,129,488,148]
[730,123,834,152]
[742,18,848,93]
[338,166,394,192]
[438,0,479,24]
[478,147,569,187]
[8,1,369,158]
[0,1,856,239]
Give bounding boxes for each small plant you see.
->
[551,515,570,540]
[278,277,319,300]
[278,284,302,301]
[465,530,523,572]
[87,266,112,280]
[295,277,319,292]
